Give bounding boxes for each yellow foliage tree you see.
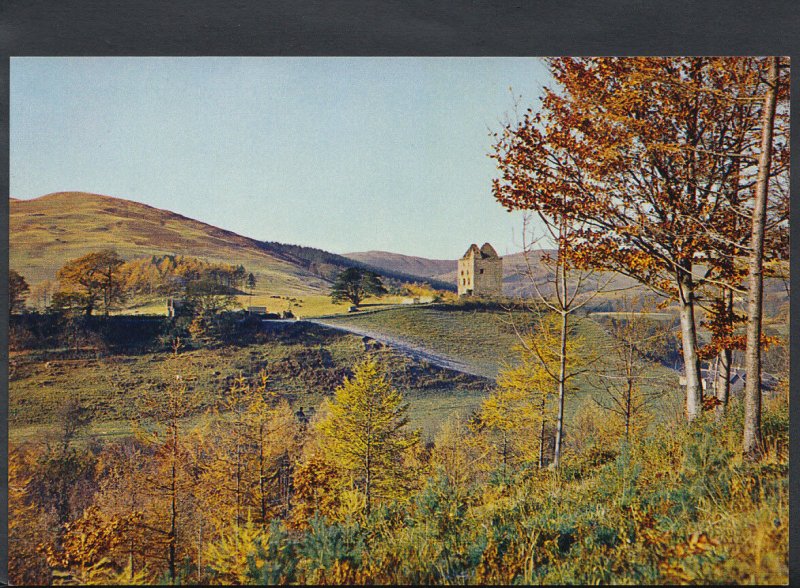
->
[315,357,419,516]
[9,444,57,585]
[200,371,301,534]
[41,506,141,586]
[132,372,205,584]
[431,413,483,491]
[204,515,269,585]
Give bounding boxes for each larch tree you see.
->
[593,304,672,440]
[493,328,558,468]
[315,357,418,516]
[491,57,786,423]
[8,444,58,586]
[201,371,300,532]
[499,210,604,468]
[472,376,539,477]
[91,440,150,582]
[133,374,204,584]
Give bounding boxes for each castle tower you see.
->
[457,242,503,297]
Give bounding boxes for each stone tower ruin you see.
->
[457,243,503,297]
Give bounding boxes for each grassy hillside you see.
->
[11,192,455,306]
[318,305,684,429]
[10,192,335,295]
[8,321,492,443]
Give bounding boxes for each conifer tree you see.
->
[315,357,418,516]
[330,268,388,307]
[133,374,204,584]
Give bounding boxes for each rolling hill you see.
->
[9,192,453,296]
[344,251,457,279]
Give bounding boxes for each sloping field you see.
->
[317,306,610,379]
[318,305,685,426]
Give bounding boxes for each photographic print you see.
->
[8,56,789,584]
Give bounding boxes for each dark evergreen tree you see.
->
[329,268,388,307]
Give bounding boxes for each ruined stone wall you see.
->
[473,256,503,297]
[457,256,503,297]
[457,256,474,296]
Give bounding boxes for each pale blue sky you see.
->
[11,57,551,259]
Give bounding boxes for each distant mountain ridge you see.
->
[344,249,558,296]
[344,251,456,279]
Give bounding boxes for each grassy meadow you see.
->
[9,315,492,445]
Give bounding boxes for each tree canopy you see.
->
[330,268,388,307]
[314,357,418,515]
[491,57,789,423]
[9,269,30,315]
[55,249,127,316]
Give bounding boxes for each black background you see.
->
[1,1,798,583]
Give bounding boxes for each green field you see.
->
[319,305,685,427]
[320,305,619,379]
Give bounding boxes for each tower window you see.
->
[479,269,484,274]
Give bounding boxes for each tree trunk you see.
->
[259,423,267,527]
[365,418,372,516]
[235,441,242,528]
[743,56,780,460]
[677,268,703,421]
[624,380,632,440]
[716,140,742,418]
[714,348,732,417]
[538,395,547,468]
[552,310,568,468]
[169,426,177,584]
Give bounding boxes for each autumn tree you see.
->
[430,414,483,492]
[314,357,418,516]
[470,380,539,478]
[36,397,95,528]
[10,269,30,315]
[9,444,58,585]
[56,250,127,316]
[41,505,142,585]
[493,333,555,468]
[693,58,789,417]
[492,57,788,423]
[133,373,204,583]
[330,267,388,307]
[87,440,153,583]
[200,372,301,533]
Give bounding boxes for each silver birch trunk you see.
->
[743,56,780,459]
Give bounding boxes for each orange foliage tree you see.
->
[491,57,789,423]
